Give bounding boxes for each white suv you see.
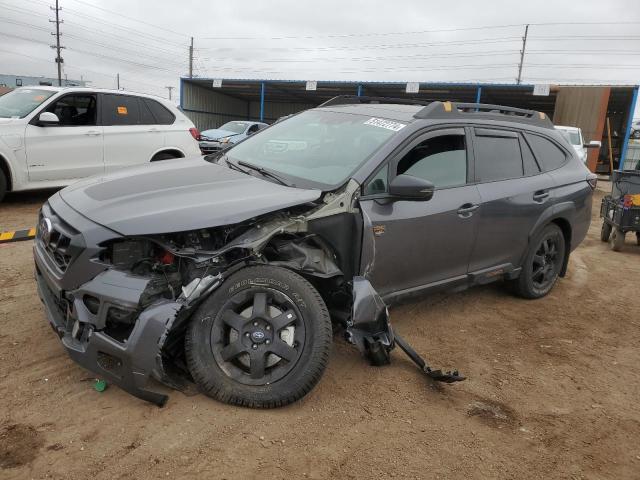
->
[0,86,201,201]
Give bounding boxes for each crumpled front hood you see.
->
[200,129,239,141]
[59,157,321,236]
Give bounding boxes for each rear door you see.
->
[101,94,162,173]
[25,93,103,182]
[467,127,554,274]
[359,127,481,297]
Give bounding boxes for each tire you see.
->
[610,229,625,252]
[512,223,566,299]
[151,152,179,161]
[0,170,7,203]
[185,265,332,408]
[633,130,640,139]
[636,232,640,246]
[600,222,612,242]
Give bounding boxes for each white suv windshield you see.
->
[226,110,403,188]
[0,89,56,118]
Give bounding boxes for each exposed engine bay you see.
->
[34,179,462,407]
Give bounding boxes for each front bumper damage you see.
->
[347,277,465,384]
[35,259,185,406]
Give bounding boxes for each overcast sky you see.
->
[1,0,639,115]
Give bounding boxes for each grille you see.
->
[45,229,73,271]
[37,207,81,273]
[200,145,222,154]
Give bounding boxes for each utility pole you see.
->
[116,73,120,90]
[516,24,529,85]
[49,0,65,86]
[165,86,174,100]
[189,37,193,78]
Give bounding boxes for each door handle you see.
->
[148,127,160,132]
[457,203,479,217]
[533,190,550,202]
[85,130,101,136]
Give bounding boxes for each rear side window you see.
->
[525,133,567,171]
[474,129,524,182]
[102,94,140,126]
[143,98,175,125]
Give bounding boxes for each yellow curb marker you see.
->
[0,228,37,244]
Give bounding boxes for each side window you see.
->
[46,94,97,126]
[520,135,541,176]
[474,129,524,182]
[396,134,467,188]
[364,164,389,195]
[102,94,141,126]
[525,133,567,171]
[138,98,156,125]
[143,98,175,125]
[247,124,260,135]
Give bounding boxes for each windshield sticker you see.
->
[117,106,128,115]
[364,117,406,132]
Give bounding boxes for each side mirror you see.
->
[584,140,601,149]
[38,112,59,126]
[388,174,434,201]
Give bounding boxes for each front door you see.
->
[359,128,481,298]
[25,93,103,182]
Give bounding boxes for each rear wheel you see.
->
[185,265,332,408]
[610,229,625,252]
[600,222,612,242]
[512,224,565,299]
[633,130,640,139]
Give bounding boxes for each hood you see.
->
[0,117,21,125]
[59,157,321,236]
[200,129,240,141]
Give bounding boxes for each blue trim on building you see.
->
[619,85,639,170]
[357,84,363,96]
[475,86,482,103]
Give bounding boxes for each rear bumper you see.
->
[34,248,182,406]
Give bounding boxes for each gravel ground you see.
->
[1,184,639,480]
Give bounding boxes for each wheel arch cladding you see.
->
[550,217,572,277]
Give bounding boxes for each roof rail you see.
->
[319,95,432,108]
[414,101,554,128]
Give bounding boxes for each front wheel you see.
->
[185,265,332,408]
[511,224,566,299]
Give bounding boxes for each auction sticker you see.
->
[364,117,406,132]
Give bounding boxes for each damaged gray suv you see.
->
[34,97,596,407]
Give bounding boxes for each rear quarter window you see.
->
[525,133,568,171]
[143,98,175,125]
[473,129,524,182]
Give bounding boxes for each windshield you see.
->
[226,110,404,188]
[218,121,248,134]
[0,89,56,118]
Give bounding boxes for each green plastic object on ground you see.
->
[94,379,107,392]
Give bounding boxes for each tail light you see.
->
[158,250,175,265]
[587,175,597,190]
[189,127,201,141]
[623,195,633,208]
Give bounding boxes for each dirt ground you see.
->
[1,184,639,480]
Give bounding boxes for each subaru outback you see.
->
[34,97,596,408]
